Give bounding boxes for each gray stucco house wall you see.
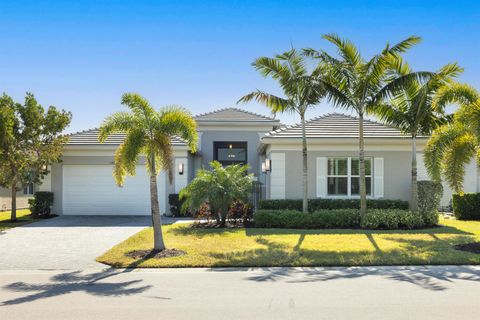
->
[281,150,411,201]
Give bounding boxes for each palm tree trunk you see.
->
[149,157,165,251]
[10,184,17,222]
[359,113,367,217]
[301,113,308,213]
[410,136,419,211]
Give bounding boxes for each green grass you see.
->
[97,217,480,268]
[0,209,35,231]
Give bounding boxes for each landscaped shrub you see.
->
[259,198,409,211]
[193,203,215,223]
[417,180,443,214]
[254,209,360,229]
[227,200,253,225]
[254,208,432,230]
[180,161,253,225]
[28,191,54,218]
[168,194,190,217]
[360,209,425,229]
[416,180,442,225]
[452,193,480,220]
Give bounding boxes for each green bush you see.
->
[168,194,190,217]
[417,180,443,214]
[259,198,409,211]
[452,193,480,220]
[254,209,360,229]
[422,211,440,226]
[360,209,425,229]
[28,192,54,218]
[254,208,432,230]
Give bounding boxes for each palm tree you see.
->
[424,83,480,193]
[306,34,431,216]
[238,48,327,213]
[376,60,462,211]
[99,93,197,251]
[180,161,253,226]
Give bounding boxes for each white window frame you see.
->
[24,182,34,195]
[327,157,372,197]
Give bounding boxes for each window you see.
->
[24,183,34,195]
[327,157,372,196]
[214,142,247,166]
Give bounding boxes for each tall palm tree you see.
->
[424,84,480,193]
[306,34,431,216]
[99,93,197,251]
[376,60,462,211]
[238,48,327,213]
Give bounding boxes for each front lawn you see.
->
[97,217,480,268]
[0,210,35,231]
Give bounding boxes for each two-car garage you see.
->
[62,165,167,215]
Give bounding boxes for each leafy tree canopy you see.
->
[0,93,71,220]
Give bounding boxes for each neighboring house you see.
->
[0,182,45,211]
[37,108,475,216]
[0,187,32,211]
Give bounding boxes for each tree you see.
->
[238,48,327,213]
[307,34,430,216]
[179,161,253,226]
[0,93,71,221]
[99,93,197,251]
[376,60,462,211]
[424,84,480,193]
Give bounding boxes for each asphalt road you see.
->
[1,266,479,320]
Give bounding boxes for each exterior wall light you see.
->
[262,159,271,173]
[178,162,184,175]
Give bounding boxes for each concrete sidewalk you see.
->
[0,266,480,320]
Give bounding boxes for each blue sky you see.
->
[0,0,478,133]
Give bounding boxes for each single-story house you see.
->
[2,108,477,214]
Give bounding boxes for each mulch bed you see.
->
[454,242,480,254]
[125,248,186,260]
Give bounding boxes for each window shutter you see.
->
[270,153,286,199]
[374,157,384,198]
[316,157,327,197]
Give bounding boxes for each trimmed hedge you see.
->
[418,180,443,215]
[28,191,54,218]
[452,193,480,220]
[254,209,360,229]
[360,209,425,229]
[254,209,436,230]
[259,198,409,211]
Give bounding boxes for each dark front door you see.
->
[214,141,247,166]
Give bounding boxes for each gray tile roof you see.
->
[263,113,411,139]
[66,129,186,146]
[195,107,279,123]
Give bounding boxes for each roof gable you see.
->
[195,108,279,123]
[66,129,186,146]
[263,113,408,139]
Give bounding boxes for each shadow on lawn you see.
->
[209,234,480,291]
[0,269,153,306]
[244,225,473,236]
[170,223,473,239]
[207,232,480,290]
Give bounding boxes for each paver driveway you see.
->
[0,216,151,270]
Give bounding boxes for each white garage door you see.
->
[62,165,166,215]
